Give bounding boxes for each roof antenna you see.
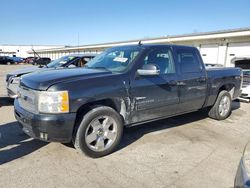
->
[138,40,142,45]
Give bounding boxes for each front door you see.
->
[130,47,179,123]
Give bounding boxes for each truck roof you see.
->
[113,43,196,49]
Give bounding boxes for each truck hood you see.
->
[20,68,112,90]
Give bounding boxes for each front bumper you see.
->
[235,159,250,188]
[14,99,77,143]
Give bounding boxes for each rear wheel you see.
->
[73,106,123,158]
[208,90,232,120]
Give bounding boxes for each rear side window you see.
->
[176,49,201,73]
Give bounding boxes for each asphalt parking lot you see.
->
[0,64,250,188]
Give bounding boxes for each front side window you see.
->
[85,46,143,72]
[142,48,175,74]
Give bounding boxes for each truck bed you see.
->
[205,67,242,106]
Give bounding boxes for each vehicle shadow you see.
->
[0,97,14,107]
[0,122,47,165]
[118,100,241,151]
[232,99,241,110]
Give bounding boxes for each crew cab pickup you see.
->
[14,44,242,157]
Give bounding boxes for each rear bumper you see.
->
[14,99,76,143]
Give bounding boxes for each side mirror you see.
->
[137,64,160,76]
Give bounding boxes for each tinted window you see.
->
[177,49,201,73]
[142,48,175,74]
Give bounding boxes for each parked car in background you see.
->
[14,44,242,157]
[235,142,250,188]
[240,70,250,99]
[32,57,51,65]
[25,57,38,64]
[9,57,24,64]
[0,56,15,65]
[233,58,250,102]
[6,54,96,98]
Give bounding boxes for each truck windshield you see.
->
[85,46,143,72]
[47,56,77,68]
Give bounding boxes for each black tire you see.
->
[73,106,123,158]
[208,90,232,120]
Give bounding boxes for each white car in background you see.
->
[241,69,250,99]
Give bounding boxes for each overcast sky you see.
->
[1,0,250,46]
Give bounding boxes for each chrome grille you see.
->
[18,86,38,113]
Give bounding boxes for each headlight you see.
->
[38,91,69,113]
[243,142,250,175]
[11,77,21,84]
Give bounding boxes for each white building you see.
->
[32,28,250,67]
[0,45,64,58]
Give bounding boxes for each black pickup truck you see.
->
[14,44,242,157]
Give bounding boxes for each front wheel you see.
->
[73,106,123,158]
[208,90,232,120]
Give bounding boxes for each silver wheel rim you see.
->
[85,115,118,152]
[219,95,230,117]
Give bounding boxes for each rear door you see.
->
[130,46,179,123]
[173,47,207,113]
